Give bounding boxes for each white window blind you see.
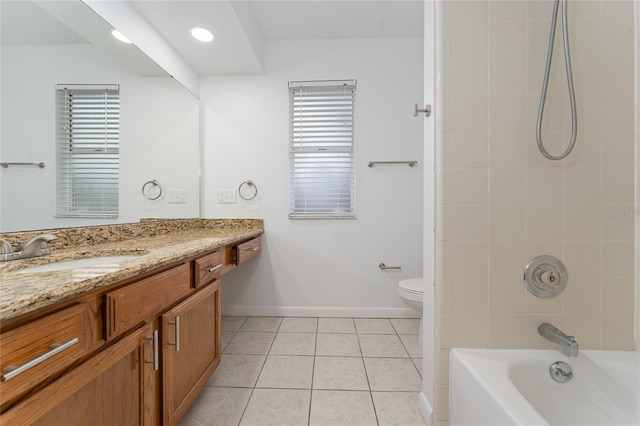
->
[56,84,120,218]
[288,80,356,218]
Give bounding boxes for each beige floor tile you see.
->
[239,316,283,332]
[315,333,361,357]
[221,331,235,352]
[269,332,316,355]
[223,332,275,355]
[206,354,266,388]
[399,334,422,358]
[279,317,318,333]
[240,389,310,426]
[318,318,356,334]
[185,317,428,425]
[354,318,396,334]
[221,316,248,332]
[313,357,369,391]
[372,392,426,426]
[358,334,410,358]
[390,318,421,335]
[364,358,422,391]
[179,387,251,426]
[256,355,314,389]
[309,390,377,426]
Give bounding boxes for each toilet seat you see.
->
[399,278,423,295]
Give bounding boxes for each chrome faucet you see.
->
[18,234,57,259]
[538,322,579,357]
[0,239,20,261]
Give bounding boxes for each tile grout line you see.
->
[308,323,319,426]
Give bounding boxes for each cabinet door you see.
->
[162,281,221,425]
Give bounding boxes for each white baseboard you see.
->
[221,305,420,318]
[418,392,434,426]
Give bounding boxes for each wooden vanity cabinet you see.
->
[0,233,262,425]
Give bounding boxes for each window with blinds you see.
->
[288,80,356,218]
[55,84,120,218]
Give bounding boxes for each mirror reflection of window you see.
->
[55,84,120,218]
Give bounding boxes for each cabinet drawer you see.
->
[194,250,224,288]
[105,263,191,340]
[237,237,261,265]
[0,304,90,410]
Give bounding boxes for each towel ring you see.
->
[238,180,258,200]
[142,179,162,200]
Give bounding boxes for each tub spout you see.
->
[538,322,579,357]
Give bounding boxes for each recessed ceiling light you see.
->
[111,30,132,44]
[191,27,214,43]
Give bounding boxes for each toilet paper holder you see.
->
[379,262,401,270]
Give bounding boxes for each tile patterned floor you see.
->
[180,316,425,426]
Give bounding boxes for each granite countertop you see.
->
[0,219,263,322]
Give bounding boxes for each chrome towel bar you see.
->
[1,162,46,169]
[368,161,418,168]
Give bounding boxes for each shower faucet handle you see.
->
[524,255,568,298]
[537,269,560,286]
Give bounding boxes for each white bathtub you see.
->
[449,349,640,426]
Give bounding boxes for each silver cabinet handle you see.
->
[145,329,159,371]
[250,247,259,252]
[169,316,180,352]
[1,337,79,382]
[207,264,223,273]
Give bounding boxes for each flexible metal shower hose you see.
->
[536,0,577,160]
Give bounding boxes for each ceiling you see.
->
[1,0,424,76]
[129,0,424,75]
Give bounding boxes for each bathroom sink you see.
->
[16,256,141,274]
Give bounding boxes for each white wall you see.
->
[1,44,200,232]
[202,37,424,317]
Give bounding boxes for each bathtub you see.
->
[449,349,639,426]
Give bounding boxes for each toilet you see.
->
[398,277,424,357]
[398,277,423,314]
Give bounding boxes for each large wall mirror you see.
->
[0,0,200,233]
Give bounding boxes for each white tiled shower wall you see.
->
[434,1,637,423]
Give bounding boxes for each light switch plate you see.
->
[218,190,236,204]
[168,190,187,204]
